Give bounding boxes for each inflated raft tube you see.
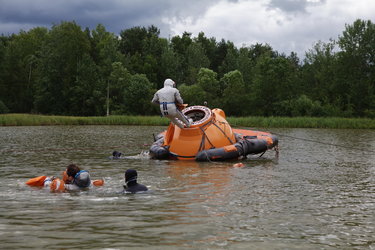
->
[149,136,169,160]
[195,134,278,161]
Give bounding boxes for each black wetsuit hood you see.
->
[124,169,148,193]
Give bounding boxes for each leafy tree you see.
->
[91,24,124,75]
[119,26,147,56]
[0,37,8,106]
[2,27,48,112]
[171,32,193,83]
[194,32,217,68]
[221,70,247,116]
[171,32,192,57]
[196,68,221,107]
[237,47,254,88]
[123,74,154,115]
[185,43,210,84]
[218,41,238,76]
[160,43,182,87]
[336,19,375,116]
[237,43,275,90]
[302,40,337,105]
[68,53,103,115]
[248,43,276,61]
[251,55,299,116]
[119,25,164,85]
[34,21,91,114]
[0,100,9,113]
[178,84,206,106]
[0,20,374,118]
[109,62,131,114]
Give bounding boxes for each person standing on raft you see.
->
[151,78,191,129]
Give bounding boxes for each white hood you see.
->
[164,79,175,88]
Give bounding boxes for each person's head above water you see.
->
[66,164,91,188]
[123,169,148,193]
[125,169,138,186]
[66,164,80,177]
[112,151,122,158]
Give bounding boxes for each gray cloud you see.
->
[0,0,217,36]
[268,0,308,13]
[0,0,373,57]
[267,0,326,13]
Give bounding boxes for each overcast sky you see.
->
[1,0,374,57]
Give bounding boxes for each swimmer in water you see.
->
[123,169,148,193]
[64,164,92,191]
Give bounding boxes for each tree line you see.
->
[0,19,374,117]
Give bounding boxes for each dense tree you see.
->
[1,28,48,112]
[250,55,299,116]
[218,41,238,76]
[34,21,91,114]
[196,68,221,107]
[68,54,102,115]
[123,74,154,115]
[336,19,375,117]
[302,40,337,106]
[108,62,131,114]
[0,19,373,117]
[119,26,148,56]
[185,42,210,85]
[221,70,247,116]
[178,84,206,106]
[160,43,182,86]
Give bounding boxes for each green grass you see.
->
[227,116,375,129]
[0,113,374,129]
[0,114,169,126]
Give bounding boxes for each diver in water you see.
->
[123,169,148,193]
[111,151,122,159]
[151,78,191,129]
[64,164,92,191]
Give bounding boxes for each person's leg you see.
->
[169,116,185,128]
[166,104,190,128]
[175,109,191,127]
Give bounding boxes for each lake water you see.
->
[0,125,374,249]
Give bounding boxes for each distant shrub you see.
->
[0,100,9,114]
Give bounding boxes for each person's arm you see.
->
[174,90,184,104]
[64,183,80,191]
[151,92,160,104]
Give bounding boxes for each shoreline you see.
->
[1,114,374,129]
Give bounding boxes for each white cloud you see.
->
[165,0,375,56]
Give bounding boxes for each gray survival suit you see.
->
[123,169,148,193]
[65,170,91,191]
[151,79,191,129]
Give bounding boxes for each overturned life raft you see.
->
[149,105,278,161]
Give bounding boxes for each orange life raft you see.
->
[149,106,278,161]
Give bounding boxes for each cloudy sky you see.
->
[1,0,374,56]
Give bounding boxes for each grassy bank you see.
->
[0,114,168,126]
[227,116,375,129]
[0,113,374,129]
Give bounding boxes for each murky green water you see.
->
[0,126,374,249]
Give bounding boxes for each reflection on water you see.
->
[0,126,374,249]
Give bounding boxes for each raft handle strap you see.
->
[212,122,234,144]
[197,121,215,153]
